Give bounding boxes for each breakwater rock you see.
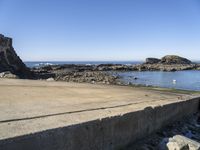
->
[0,34,32,78]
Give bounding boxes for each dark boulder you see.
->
[145,58,161,64]
[0,34,33,78]
[160,55,192,64]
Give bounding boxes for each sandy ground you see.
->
[0,78,198,140]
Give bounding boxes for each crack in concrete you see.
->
[0,99,166,124]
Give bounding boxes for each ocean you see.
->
[117,71,200,91]
[25,61,142,68]
[25,61,200,91]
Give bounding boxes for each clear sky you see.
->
[0,0,200,61]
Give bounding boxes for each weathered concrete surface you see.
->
[0,79,199,150]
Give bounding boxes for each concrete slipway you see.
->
[0,79,199,150]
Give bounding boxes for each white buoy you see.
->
[172,79,177,84]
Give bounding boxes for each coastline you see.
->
[27,64,200,91]
[2,63,200,91]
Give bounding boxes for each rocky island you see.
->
[0,34,200,85]
[136,55,199,71]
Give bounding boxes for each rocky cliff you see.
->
[0,34,32,78]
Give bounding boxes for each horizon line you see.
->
[24,60,144,62]
[24,59,200,62]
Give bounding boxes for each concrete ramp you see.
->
[0,79,199,150]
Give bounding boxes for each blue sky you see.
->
[0,0,200,61]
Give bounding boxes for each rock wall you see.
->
[0,34,32,78]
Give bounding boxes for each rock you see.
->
[32,57,199,77]
[46,77,54,81]
[167,139,189,150]
[96,64,131,71]
[145,55,192,65]
[55,71,119,84]
[145,58,161,64]
[160,55,192,65]
[0,34,32,78]
[133,55,195,71]
[0,71,19,79]
[167,135,200,150]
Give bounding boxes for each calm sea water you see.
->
[25,61,200,91]
[117,71,200,91]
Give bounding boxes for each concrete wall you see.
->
[0,97,199,150]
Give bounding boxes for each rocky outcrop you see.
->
[0,34,32,78]
[30,54,200,85]
[145,55,192,65]
[32,61,200,83]
[160,55,192,65]
[135,55,196,71]
[145,58,161,64]
[94,55,195,71]
[32,64,121,84]
[96,64,133,71]
[55,71,119,84]
[133,64,198,71]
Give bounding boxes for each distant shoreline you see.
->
[24,60,200,68]
[24,61,143,68]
